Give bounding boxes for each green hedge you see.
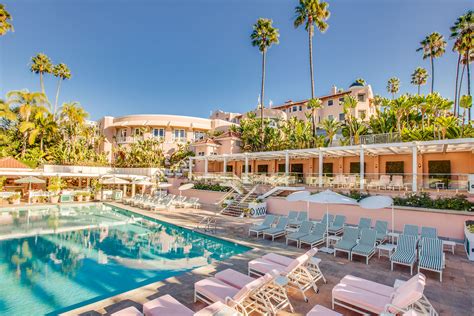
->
[346,191,473,212]
[193,182,230,192]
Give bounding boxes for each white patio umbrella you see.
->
[14,176,46,203]
[178,183,194,198]
[302,190,359,253]
[157,182,172,195]
[359,195,394,243]
[286,190,311,212]
[100,176,130,185]
[131,178,154,196]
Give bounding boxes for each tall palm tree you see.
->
[52,63,71,118]
[250,18,279,146]
[59,102,88,150]
[386,77,400,99]
[319,118,341,146]
[410,67,428,95]
[459,95,472,128]
[30,53,53,95]
[341,95,357,142]
[6,90,49,156]
[451,11,473,119]
[0,99,16,121]
[30,106,57,151]
[416,32,446,93]
[294,0,330,99]
[0,4,14,36]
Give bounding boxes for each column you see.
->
[223,156,227,173]
[285,150,290,176]
[244,154,249,177]
[204,157,208,176]
[188,157,193,180]
[318,151,323,188]
[359,147,365,190]
[412,145,417,192]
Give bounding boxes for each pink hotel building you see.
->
[97,84,375,163]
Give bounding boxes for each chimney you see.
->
[331,85,337,95]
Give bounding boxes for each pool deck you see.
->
[61,202,474,316]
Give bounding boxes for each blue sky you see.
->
[0,0,471,120]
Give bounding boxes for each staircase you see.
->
[221,185,259,217]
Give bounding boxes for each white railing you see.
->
[330,132,401,147]
[43,165,163,177]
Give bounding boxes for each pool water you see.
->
[0,203,249,315]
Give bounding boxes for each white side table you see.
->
[442,240,456,254]
[327,235,341,247]
[388,232,399,244]
[376,243,396,259]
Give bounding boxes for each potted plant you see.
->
[84,192,91,202]
[48,176,65,203]
[90,179,102,201]
[7,193,21,205]
[75,192,83,202]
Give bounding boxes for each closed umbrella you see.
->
[359,195,394,243]
[302,190,358,253]
[14,176,46,203]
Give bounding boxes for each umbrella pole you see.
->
[28,182,31,204]
[391,203,395,244]
[326,203,329,248]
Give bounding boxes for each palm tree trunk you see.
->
[430,56,434,93]
[458,64,465,116]
[308,27,315,99]
[54,78,62,118]
[417,85,420,95]
[454,54,461,117]
[40,72,45,95]
[466,50,471,120]
[260,49,266,149]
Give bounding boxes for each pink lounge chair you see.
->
[248,249,324,302]
[112,295,240,316]
[332,273,438,315]
[306,304,342,316]
[194,269,292,315]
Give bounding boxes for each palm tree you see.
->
[459,95,472,128]
[250,18,279,146]
[30,53,53,95]
[294,0,330,99]
[386,77,400,99]
[319,118,341,146]
[416,32,446,93]
[30,107,57,151]
[306,98,322,141]
[410,67,428,95]
[52,63,71,118]
[6,90,49,156]
[0,4,14,36]
[59,102,88,150]
[341,95,357,142]
[0,99,16,121]
[451,11,473,119]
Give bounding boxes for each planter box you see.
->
[247,202,267,218]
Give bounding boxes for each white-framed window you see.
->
[328,100,334,106]
[152,128,165,138]
[339,113,345,121]
[194,131,206,141]
[293,106,297,112]
[133,128,143,136]
[173,129,186,141]
[328,115,334,121]
[119,129,127,138]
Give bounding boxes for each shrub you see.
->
[193,182,230,192]
[393,192,473,211]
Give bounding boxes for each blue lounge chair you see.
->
[286,221,313,246]
[328,215,346,235]
[418,237,444,282]
[299,223,326,249]
[403,224,419,237]
[391,234,418,275]
[351,228,377,264]
[374,220,389,244]
[421,226,438,240]
[263,217,289,241]
[334,227,359,259]
[249,215,276,237]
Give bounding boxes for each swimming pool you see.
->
[0,203,250,315]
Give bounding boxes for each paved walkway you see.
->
[63,203,474,316]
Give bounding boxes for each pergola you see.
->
[189,138,474,192]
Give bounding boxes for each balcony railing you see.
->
[331,132,401,147]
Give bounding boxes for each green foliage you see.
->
[114,139,165,168]
[193,182,230,192]
[0,176,5,191]
[169,143,194,170]
[0,4,14,36]
[393,192,473,211]
[47,176,65,193]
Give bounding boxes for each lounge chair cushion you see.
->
[287,232,310,240]
[194,277,240,304]
[334,240,357,252]
[391,250,415,264]
[332,283,390,314]
[376,232,387,241]
[249,258,285,274]
[194,301,234,316]
[263,227,285,235]
[263,248,317,267]
[307,304,343,316]
[390,279,424,311]
[395,274,426,294]
[111,307,143,316]
[299,233,325,245]
[340,275,394,297]
[215,268,256,289]
[143,295,193,316]
[233,272,274,303]
[351,244,374,256]
[250,225,271,232]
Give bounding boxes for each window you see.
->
[119,129,127,138]
[339,97,344,103]
[428,160,451,188]
[241,165,252,173]
[257,165,268,174]
[198,152,205,156]
[328,115,334,121]
[299,106,302,111]
[358,93,365,102]
[307,105,311,110]
[173,129,186,141]
[386,161,404,174]
[152,128,165,138]
[133,128,143,136]
[293,106,297,112]
[278,164,286,173]
[194,131,206,141]
[322,163,333,176]
[226,165,233,172]
[328,100,334,106]
[358,110,367,120]
[288,107,291,113]
[350,162,366,174]
[339,113,345,121]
